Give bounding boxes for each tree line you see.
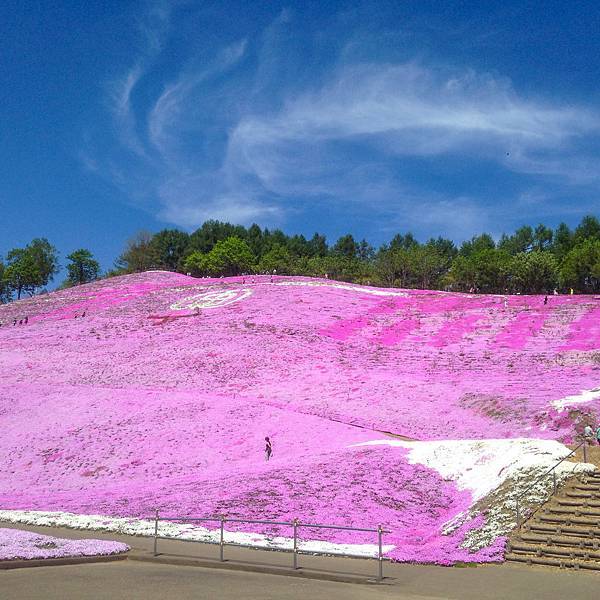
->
[1,216,599,302]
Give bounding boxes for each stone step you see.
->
[555,498,600,509]
[538,513,600,527]
[543,506,600,518]
[525,522,600,539]
[518,532,600,550]
[565,490,600,500]
[505,552,600,571]
[509,542,600,561]
[572,484,600,492]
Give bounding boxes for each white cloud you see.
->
[149,39,247,157]
[93,7,600,232]
[228,63,599,192]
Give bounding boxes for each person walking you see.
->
[264,437,273,461]
[584,424,594,442]
[543,296,548,305]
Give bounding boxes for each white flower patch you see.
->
[274,281,407,297]
[351,437,595,551]
[550,387,600,411]
[352,438,584,501]
[170,289,253,310]
[0,510,394,558]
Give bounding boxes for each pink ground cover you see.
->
[0,272,599,564]
[0,528,128,560]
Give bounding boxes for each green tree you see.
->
[460,233,495,257]
[66,249,100,286]
[574,215,600,244]
[533,224,553,252]
[308,233,328,257]
[510,251,558,293]
[552,222,573,260]
[198,237,255,277]
[246,223,264,257]
[4,238,58,299]
[188,220,247,254]
[374,246,416,288]
[258,244,293,274]
[27,238,59,285]
[150,229,190,271]
[332,234,358,259]
[116,231,156,273]
[287,234,311,258]
[0,260,10,303]
[389,233,419,251]
[357,239,374,261]
[450,249,512,292]
[412,245,448,289]
[183,251,207,277]
[559,239,600,292]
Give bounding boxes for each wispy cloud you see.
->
[90,5,600,235]
[228,63,599,191]
[148,38,248,158]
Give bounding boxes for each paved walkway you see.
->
[1,522,598,599]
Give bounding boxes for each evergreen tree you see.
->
[66,249,100,286]
[150,229,190,271]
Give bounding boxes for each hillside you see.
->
[0,271,599,564]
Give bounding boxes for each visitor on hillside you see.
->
[596,425,600,446]
[24,316,28,324]
[584,424,594,442]
[503,298,508,309]
[570,288,574,295]
[265,436,273,461]
[543,296,548,305]
[553,288,559,295]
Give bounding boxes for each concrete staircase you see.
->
[506,470,600,570]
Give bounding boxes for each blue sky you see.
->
[1,0,600,277]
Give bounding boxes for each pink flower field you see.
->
[0,272,599,564]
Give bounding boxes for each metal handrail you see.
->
[515,440,588,526]
[149,512,390,581]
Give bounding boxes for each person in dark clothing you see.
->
[264,437,273,461]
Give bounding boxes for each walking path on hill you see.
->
[1,522,598,600]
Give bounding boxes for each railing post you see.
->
[553,470,557,494]
[153,509,159,556]
[584,441,588,463]
[293,518,299,570]
[220,515,225,562]
[377,524,383,582]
